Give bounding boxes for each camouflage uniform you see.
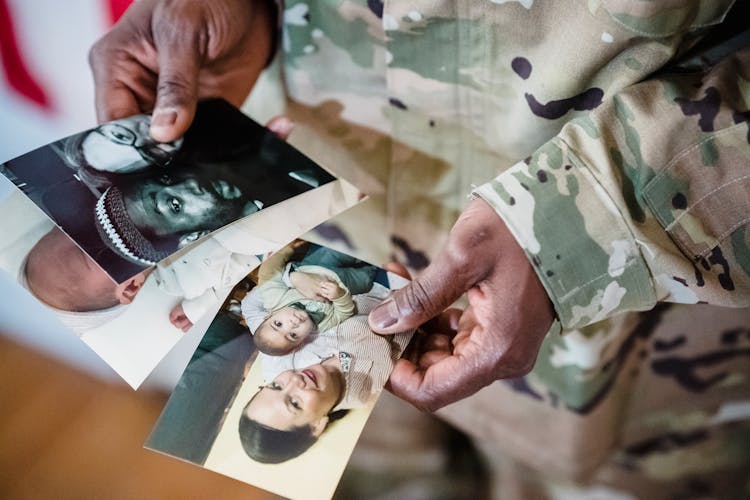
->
[273,1,750,497]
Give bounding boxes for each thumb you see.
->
[149,36,202,142]
[369,199,502,334]
[369,249,478,334]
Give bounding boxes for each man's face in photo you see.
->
[80,115,182,173]
[120,169,257,238]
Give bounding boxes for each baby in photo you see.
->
[241,241,378,356]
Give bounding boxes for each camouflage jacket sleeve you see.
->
[475,46,750,330]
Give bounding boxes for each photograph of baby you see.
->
[0,174,360,388]
[146,239,413,499]
[0,98,336,283]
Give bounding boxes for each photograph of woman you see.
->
[147,238,412,499]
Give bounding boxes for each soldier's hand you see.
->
[89,0,275,142]
[368,198,555,411]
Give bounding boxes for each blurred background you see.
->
[0,0,116,159]
[0,1,489,498]
[0,1,274,496]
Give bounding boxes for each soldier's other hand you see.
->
[265,116,294,141]
[89,0,275,142]
[368,198,555,411]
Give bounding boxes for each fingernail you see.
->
[370,299,398,329]
[151,108,178,129]
[268,116,294,137]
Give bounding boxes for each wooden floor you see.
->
[0,334,277,500]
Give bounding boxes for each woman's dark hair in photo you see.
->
[237,399,349,464]
[238,411,317,464]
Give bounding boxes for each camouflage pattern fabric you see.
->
[475,46,750,329]
[274,1,750,497]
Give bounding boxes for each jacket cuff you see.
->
[473,140,656,329]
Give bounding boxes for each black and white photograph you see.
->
[0,98,336,283]
[146,238,412,499]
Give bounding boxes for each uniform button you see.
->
[203,258,211,265]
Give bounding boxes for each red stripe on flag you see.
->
[106,0,132,25]
[0,0,52,110]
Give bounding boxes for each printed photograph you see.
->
[0,98,336,283]
[146,239,413,499]
[0,175,360,388]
